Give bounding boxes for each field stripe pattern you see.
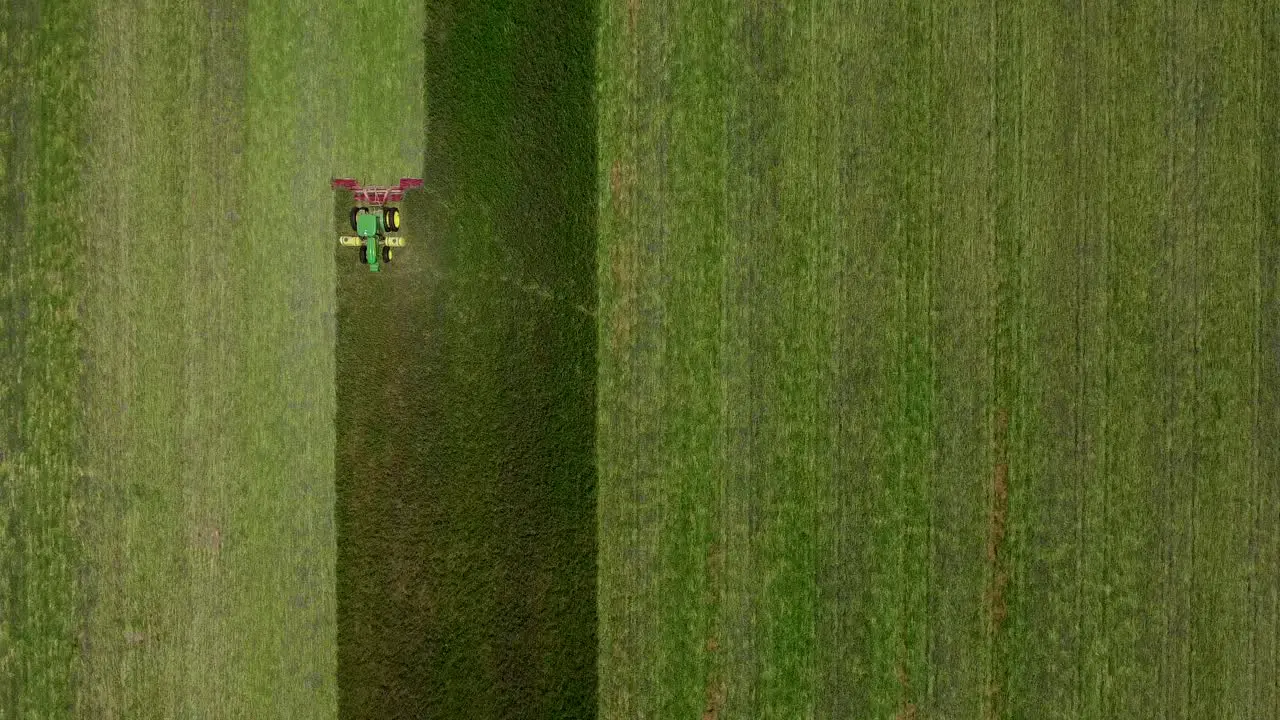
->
[71,0,362,715]
[597,1,1280,717]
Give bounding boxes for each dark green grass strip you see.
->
[1260,5,1280,718]
[1189,1,1266,716]
[1258,6,1280,719]
[923,0,994,716]
[987,1,1025,715]
[813,2,893,717]
[1074,0,1113,715]
[1163,2,1201,715]
[1101,1,1168,717]
[336,1,596,717]
[1003,1,1087,716]
[0,0,92,715]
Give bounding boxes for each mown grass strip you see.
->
[923,0,995,716]
[1187,1,1263,715]
[1158,1,1203,714]
[648,0,726,717]
[986,0,1027,715]
[78,0,340,715]
[594,0,652,712]
[1256,6,1280,718]
[811,1,894,717]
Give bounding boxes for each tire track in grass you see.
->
[597,0,668,712]
[1157,0,1202,713]
[1250,6,1268,718]
[986,0,1026,714]
[595,0,643,712]
[899,3,933,717]
[1075,0,1114,714]
[631,0,670,713]
[854,3,933,717]
[924,0,995,716]
[649,0,725,717]
[1183,1,1203,713]
[755,0,833,714]
[1003,1,1091,715]
[721,0,778,714]
[815,1,890,717]
[1248,2,1264,708]
[1262,7,1280,714]
[813,2,877,718]
[1189,1,1262,714]
[1256,6,1280,716]
[1103,0,1174,714]
[1075,5,1112,713]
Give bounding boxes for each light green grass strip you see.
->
[70,0,426,714]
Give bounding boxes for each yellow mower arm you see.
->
[339,235,404,247]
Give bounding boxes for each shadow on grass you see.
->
[334,0,596,718]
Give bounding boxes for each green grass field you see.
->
[5,0,1280,718]
[1,0,421,715]
[3,0,595,716]
[596,0,1280,718]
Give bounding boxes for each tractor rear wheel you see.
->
[350,206,367,232]
[381,245,392,264]
[384,207,400,232]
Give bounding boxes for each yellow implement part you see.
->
[384,236,405,248]
[338,236,362,247]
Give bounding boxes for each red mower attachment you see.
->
[330,177,424,206]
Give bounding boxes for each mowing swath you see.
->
[332,177,422,273]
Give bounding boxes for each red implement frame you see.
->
[331,177,424,206]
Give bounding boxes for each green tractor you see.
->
[332,177,422,273]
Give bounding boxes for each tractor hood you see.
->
[356,211,380,237]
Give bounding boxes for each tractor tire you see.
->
[384,207,400,232]
[350,206,368,232]
[381,245,393,264]
[358,246,368,264]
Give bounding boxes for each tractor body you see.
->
[357,210,385,272]
[333,178,419,273]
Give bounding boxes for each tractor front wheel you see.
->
[350,206,368,232]
[384,207,400,232]
[381,245,393,264]
[358,245,368,264]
